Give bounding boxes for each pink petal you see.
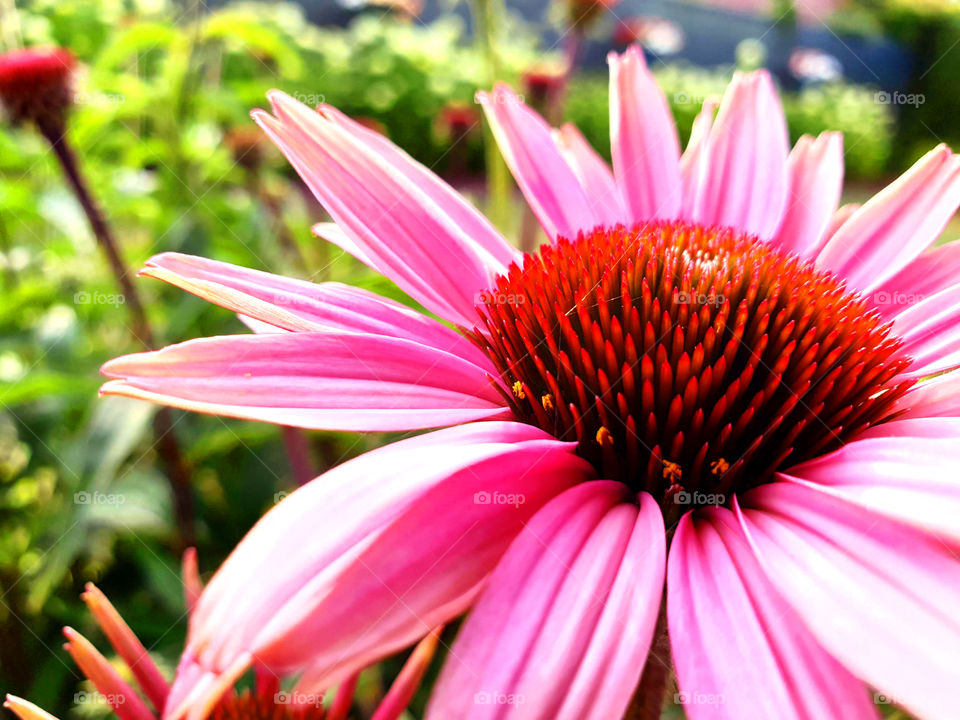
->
[608,46,682,222]
[310,222,379,269]
[140,252,492,368]
[101,331,509,432]
[668,509,877,720]
[696,71,789,239]
[815,144,960,292]
[165,422,593,720]
[892,370,960,419]
[823,202,860,243]
[252,92,506,327]
[477,84,598,241]
[872,238,960,318]
[318,103,519,270]
[554,123,627,225]
[772,132,844,258]
[737,481,960,720]
[783,419,960,543]
[426,482,665,720]
[679,99,717,217]
[891,282,960,378]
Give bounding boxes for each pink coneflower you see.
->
[100,45,960,719]
[4,553,440,720]
[0,47,74,128]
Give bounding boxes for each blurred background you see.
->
[0,0,956,717]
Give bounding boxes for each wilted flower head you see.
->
[225,126,267,171]
[435,101,480,141]
[0,47,74,128]
[563,0,621,27]
[520,62,567,109]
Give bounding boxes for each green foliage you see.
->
[852,0,960,167]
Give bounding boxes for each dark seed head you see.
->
[473,222,914,506]
[0,47,74,128]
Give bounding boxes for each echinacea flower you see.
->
[100,45,960,719]
[4,552,441,720]
[0,47,74,130]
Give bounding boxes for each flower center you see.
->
[474,222,914,506]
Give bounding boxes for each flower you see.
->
[4,551,440,720]
[100,45,960,719]
[0,47,74,128]
[563,0,621,27]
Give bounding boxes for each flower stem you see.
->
[626,591,672,719]
[280,426,315,486]
[38,117,196,548]
[471,0,513,231]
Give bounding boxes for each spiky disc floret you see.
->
[0,47,74,127]
[474,222,914,505]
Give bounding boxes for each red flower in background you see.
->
[0,47,74,128]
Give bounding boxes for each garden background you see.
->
[1,0,957,717]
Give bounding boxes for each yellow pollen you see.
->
[596,426,613,446]
[512,381,526,399]
[710,458,730,475]
[662,461,682,484]
[541,393,554,411]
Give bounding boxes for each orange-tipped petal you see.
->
[62,627,156,720]
[182,548,202,613]
[324,671,360,720]
[4,696,61,720]
[370,627,443,720]
[81,585,169,711]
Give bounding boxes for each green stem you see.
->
[471,0,513,231]
[39,117,196,549]
[625,591,672,719]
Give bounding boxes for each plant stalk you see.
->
[38,117,196,548]
[471,0,513,231]
[625,593,672,719]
